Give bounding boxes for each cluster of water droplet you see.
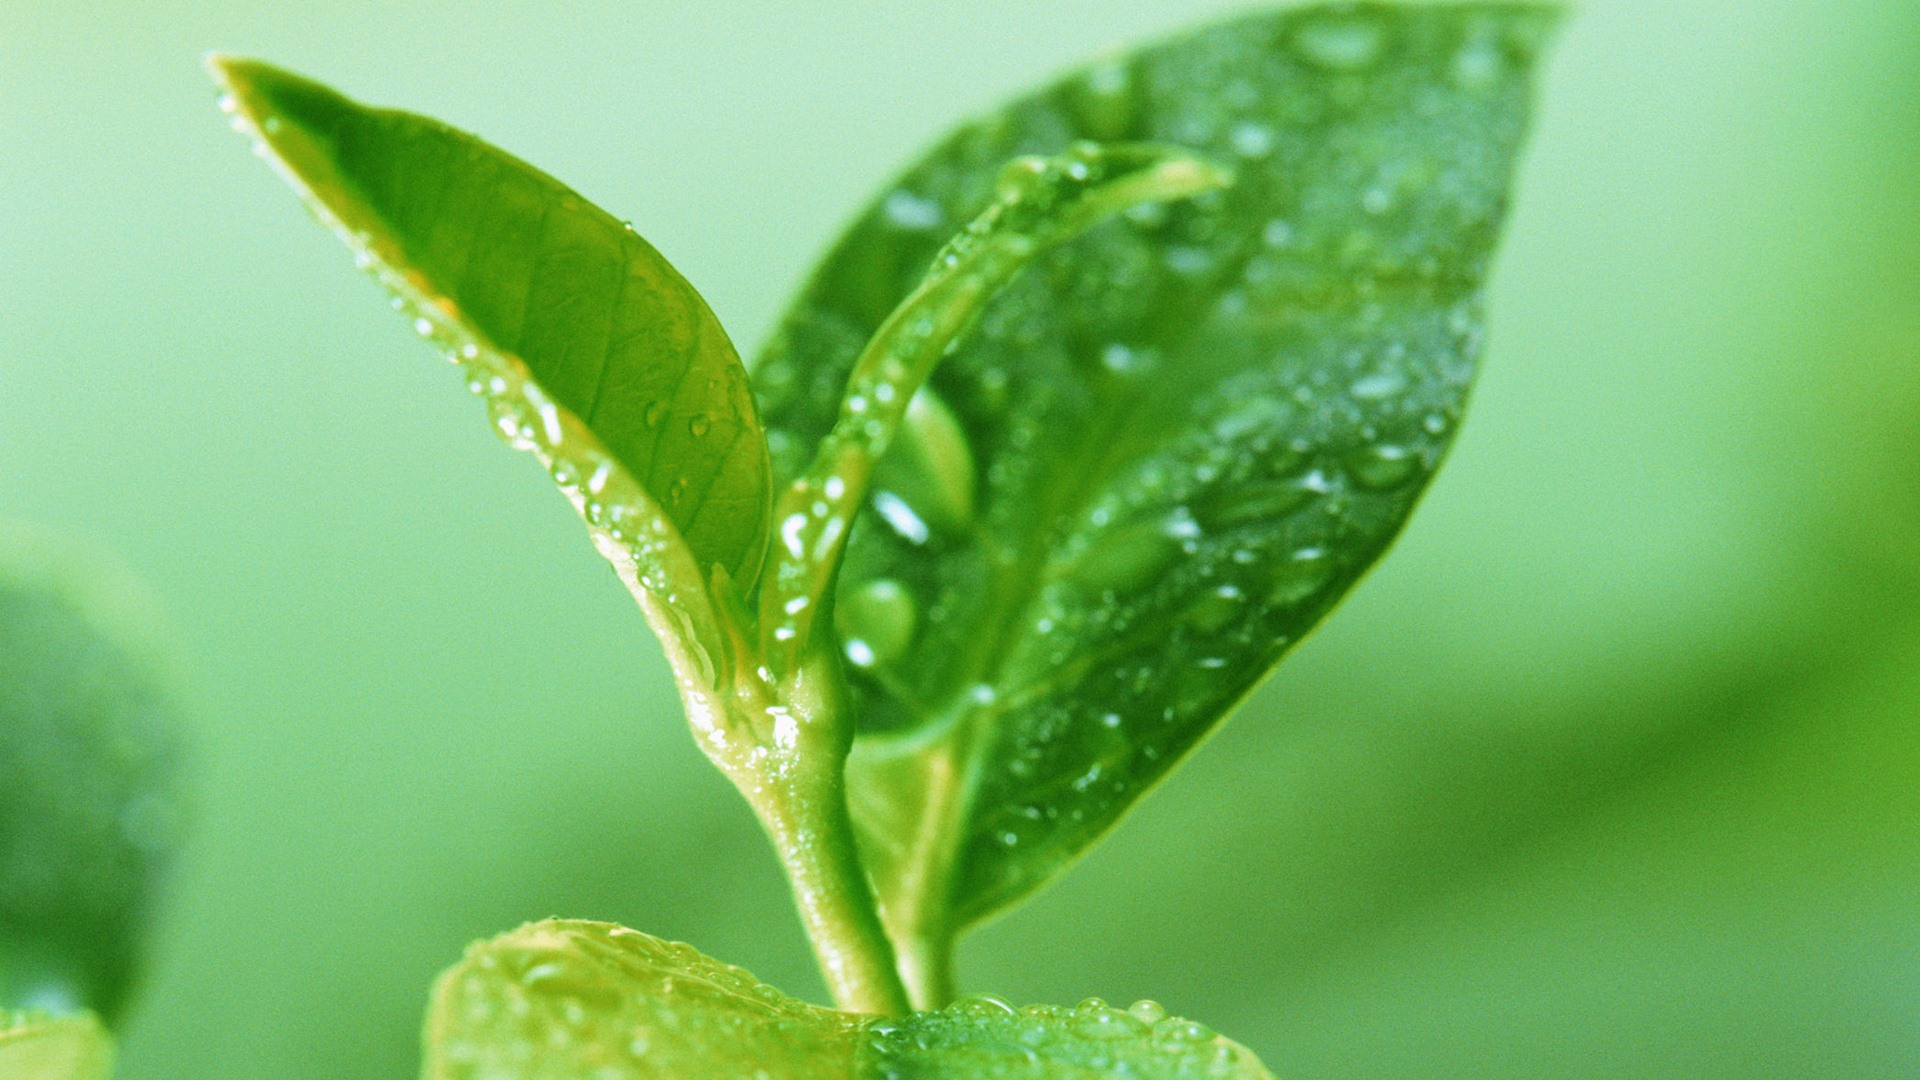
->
[811,5,1534,918]
[741,4,1548,927]
[219,82,728,694]
[430,921,857,1079]
[864,994,1272,1079]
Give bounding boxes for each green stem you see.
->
[671,611,910,1015]
[759,765,911,1015]
[897,930,958,1011]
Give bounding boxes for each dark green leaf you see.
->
[0,1011,114,1080]
[422,919,1273,1079]
[211,59,774,638]
[759,143,1229,668]
[0,535,186,1023]
[750,2,1559,951]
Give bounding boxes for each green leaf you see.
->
[211,58,773,666]
[422,919,1274,1079]
[750,3,1559,975]
[759,143,1230,669]
[0,1011,114,1080]
[0,532,186,1023]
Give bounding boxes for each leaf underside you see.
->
[212,59,773,605]
[0,1011,114,1080]
[752,3,1559,934]
[423,920,1274,1080]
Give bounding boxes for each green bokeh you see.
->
[2,2,1915,1077]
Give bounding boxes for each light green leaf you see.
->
[0,1010,115,1080]
[0,532,186,1023]
[422,919,1274,1079]
[211,58,773,665]
[750,2,1559,982]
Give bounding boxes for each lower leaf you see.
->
[0,1011,114,1080]
[423,919,1275,1079]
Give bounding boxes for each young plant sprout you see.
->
[1,4,1560,1076]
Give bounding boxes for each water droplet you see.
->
[688,415,712,437]
[1101,342,1149,374]
[834,578,917,666]
[1164,508,1202,540]
[1164,245,1216,277]
[1293,12,1385,71]
[1269,548,1334,607]
[412,316,435,337]
[871,490,931,545]
[780,512,809,558]
[1448,303,1477,336]
[1350,370,1408,399]
[1349,443,1420,490]
[1075,1001,1139,1039]
[643,401,667,427]
[876,389,976,532]
[1184,584,1247,634]
[953,993,1018,1018]
[1071,59,1136,140]
[882,189,945,232]
[1452,35,1506,91]
[1229,121,1275,159]
[1128,999,1168,1024]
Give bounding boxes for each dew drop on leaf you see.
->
[1348,443,1420,490]
[1291,10,1386,71]
[1268,548,1334,607]
[871,491,932,545]
[836,578,918,667]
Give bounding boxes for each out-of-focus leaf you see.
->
[0,1011,114,1080]
[0,535,186,1023]
[422,919,1274,1079]
[751,2,1558,955]
[211,58,773,665]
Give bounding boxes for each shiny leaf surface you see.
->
[212,59,773,646]
[761,143,1230,670]
[750,3,1559,946]
[422,920,1273,1079]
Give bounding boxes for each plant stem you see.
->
[672,612,911,1016]
[897,930,958,1011]
[760,768,912,1015]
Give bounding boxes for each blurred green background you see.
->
[4,1,1917,1076]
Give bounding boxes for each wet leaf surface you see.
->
[212,59,773,649]
[751,3,1559,941]
[423,920,1273,1079]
